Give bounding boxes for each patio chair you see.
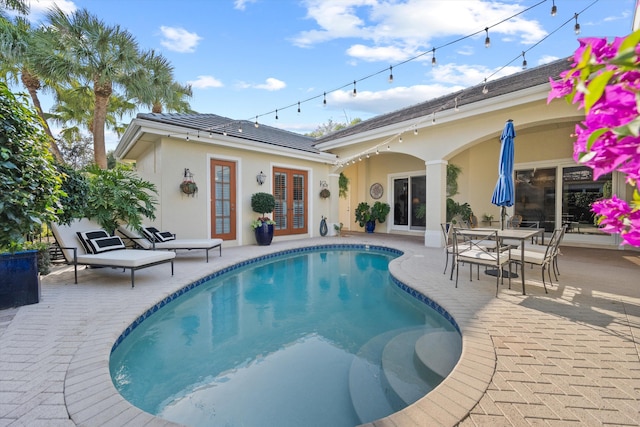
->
[50,219,175,287]
[507,227,563,294]
[507,214,522,229]
[441,223,455,275]
[117,225,223,263]
[451,228,511,296]
[516,224,566,278]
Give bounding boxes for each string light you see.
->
[431,48,436,66]
[432,112,436,124]
[484,27,490,48]
[521,51,527,69]
[482,78,488,94]
[414,127,418,135]
[574,13,580,34]
[387,145,391,151]
[352,80,357,97]
[238,125,242,133]
[275,109,278,120]
[399,135,403,143]
[388,66,393,83]
[209,131,213,138]
[551,0,557,16]
[376,148,379,155]
[185,133,189,141]
[254,116,259,128]
[366,153,370,158]
[323,92,327,106]
[297,101,301,113]
[454,97,459,112]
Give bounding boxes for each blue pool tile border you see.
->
[111,244,460,353]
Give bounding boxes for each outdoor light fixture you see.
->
[484,27,490,48]
[522,51,527,69]
[323,92,327,106]
[275,109,279,120]
[352,80,357,97]
[186,133,190,141]
[256,171,266,185]
[431,48,436,66]
[414,127,418,135]
[482,79,489,94]
[454,97,460,112]
[255,116,259,128]
[574,13,580,34]
[388,66,394,83]
[551,0,557,16]
[297,101,301,113]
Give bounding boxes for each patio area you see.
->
[1,233,639,426]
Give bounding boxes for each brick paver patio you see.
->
[1,235,638,426]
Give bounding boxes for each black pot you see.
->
[0,250,40,309]
[254,222,274,246]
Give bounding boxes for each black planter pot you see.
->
[0,250,40,309]
[254,222,274,246]
[365,220,376,233]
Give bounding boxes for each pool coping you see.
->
[62,240,495,426]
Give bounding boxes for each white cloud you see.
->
[537,55,559,66]
[239,78,286,91]
[292,0,548,60]
[431,63,521,86]
[327,83,464,115]
[346,44,415,62]
[16,0,76,23]
[188,76,224,89]
[159,26,202,53]
[234,0,258,10]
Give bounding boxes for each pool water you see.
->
[110,247,461,427]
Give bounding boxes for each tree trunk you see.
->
[21,69,65,164]
[93,79,112,169]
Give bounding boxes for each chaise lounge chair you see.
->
[50,219,176,287]
[117,225,223,263]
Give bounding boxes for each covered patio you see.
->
[1,234,638,426]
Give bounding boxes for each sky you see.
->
[14,0,637,151]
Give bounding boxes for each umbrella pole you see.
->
[501,206,506,230]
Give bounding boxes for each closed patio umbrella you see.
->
[491,119,515,230]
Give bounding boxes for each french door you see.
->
[210,159,236,241]
[273,167,308,236]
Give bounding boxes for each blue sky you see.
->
[19,0,636,150]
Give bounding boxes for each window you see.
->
[393,175,426,230]
[273,167,308,235]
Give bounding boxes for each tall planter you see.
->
[0,250,40,309]
[254,222,274,246]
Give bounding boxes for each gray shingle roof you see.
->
[136,112,320,154]
[313,57,573,144]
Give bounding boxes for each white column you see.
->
[327,173,341,236]
[424,160,447,247]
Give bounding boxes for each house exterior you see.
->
[115,57,630,249]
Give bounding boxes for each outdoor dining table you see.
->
[470,227,545,295]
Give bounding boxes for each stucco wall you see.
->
[133,136,335,246]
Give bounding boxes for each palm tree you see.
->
[128,49,194,114]
[0,17,65,163]
[50,81,135,143]
[31,6,141,169]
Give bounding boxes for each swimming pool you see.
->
[110,245,461,427]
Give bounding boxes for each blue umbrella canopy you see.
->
[491,120,515,228]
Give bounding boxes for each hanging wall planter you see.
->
[180,168,198,197]
[319,188,330,199]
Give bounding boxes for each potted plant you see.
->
[0,82,64,309]
[180,180,198,196]
[319,188,330,199]
[355,201,391,233]
[251,192,276,245]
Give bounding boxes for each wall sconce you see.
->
[257,171,266,185]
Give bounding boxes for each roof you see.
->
[313,56,573,144]
[135,112,320,154]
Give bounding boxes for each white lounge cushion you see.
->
[76,249,175,268]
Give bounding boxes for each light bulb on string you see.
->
[413,127,418,136]
[376,148,379,155]
[454,97,459,112]
[574,13,580,34]
[521,51,527,69]
[323,92,327,106]
[186,133,190,141]
[388,66,393,83]
[484,27,490,48]
[432,112,436,124]
[238,125,243,133]
[366,153,370,158]
[431,48,436,66]
[209,131,213,138]
[297,101,301,114]
[254,116,259,128]
[352,80,357,97]
[387,145,390,151]
[399,135,403,143]
[275,109,279,120]
[482,78,488,94]
[551,0,557,16]
[358,156,362,162]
